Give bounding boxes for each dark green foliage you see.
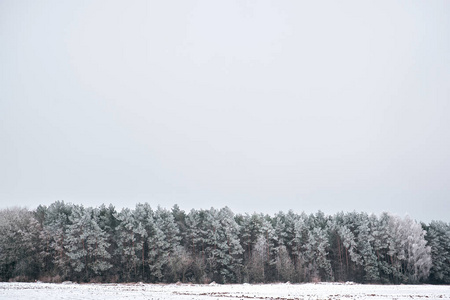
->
[0,203,442,284]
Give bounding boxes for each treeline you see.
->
[0,201,449,284]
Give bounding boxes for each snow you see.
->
[1,282,449,300]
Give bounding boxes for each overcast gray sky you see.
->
[1,0,449,222]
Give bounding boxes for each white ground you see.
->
[1,282,449,300]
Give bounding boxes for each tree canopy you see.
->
[0,202,446,284]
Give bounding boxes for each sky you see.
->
[1,1,449,223]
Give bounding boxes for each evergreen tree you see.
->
[216,207,244,283]
[0,201,445,284]
[237,213,264,282]
[273,211,288,249]
[425,221,450,283]
[355,213,380,282]
[171,204,187,246]
[238,213,261,263]
[115,208,145,281]
[292,212,310,282]
[148,206,181,281]
[133,203,155,280]
[185,209,209,282]
[304,226,334,282]
[372,212,394,283]
[65,206,112,281]
[328,212,354,281]
[39,201,74,279]
[259,214,278,281]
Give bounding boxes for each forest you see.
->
[0,201,449,284]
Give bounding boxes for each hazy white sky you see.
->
[1,0,449,222]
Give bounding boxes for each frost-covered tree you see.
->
[275,245,295,282]
[215,207,244,283]
[291,212,310,282]
[187,207,244,283]
[328,212,358,281]
[331,212,378,282]
[247,235,267,282]
[166,245,193,282]
[132,203,154,280]
[185,209,203,255]
[171,204,187,245]
[403,216,431,283]
[34,205,52,275]
[115,208,147,281]
[237,213,261,262]
[273,211,288,249]
[260,214,278,281]
[148,206,181,281]
[0,201,445,284]
[239,213,278,282]
[354,213,379,282]
[371,212,394,283]
[0,208,41,281]
[39,201,74,279]
[425,221,450,283]
[65,206,112,281]
[284,210,299,253]
[302,211,334,282]
[185,209,211,282]
[304,226,334,282]
[203,208,221,280]
[384,214,431,283]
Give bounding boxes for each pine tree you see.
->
[40,201,74,279]
[171,204,187,246]
[259,214,278,281]
[372,212,394,283]
[304,226,334,282]
[115,208,143,281]
[203,208,221,280]
[328,212,349,281]
[292,212,309,282]
[0,201,445,284]
[216,207,244,283]
[273,211,288,249]
[65,206,112,281]
[133,203,154,280]
[148,206,181,282]
[355,213,380,282]
[425,221,450,283]
[34,205,52,276]
[238,213,261,263]
[185,209,209,282]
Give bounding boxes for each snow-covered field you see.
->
[1,282,449,300]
